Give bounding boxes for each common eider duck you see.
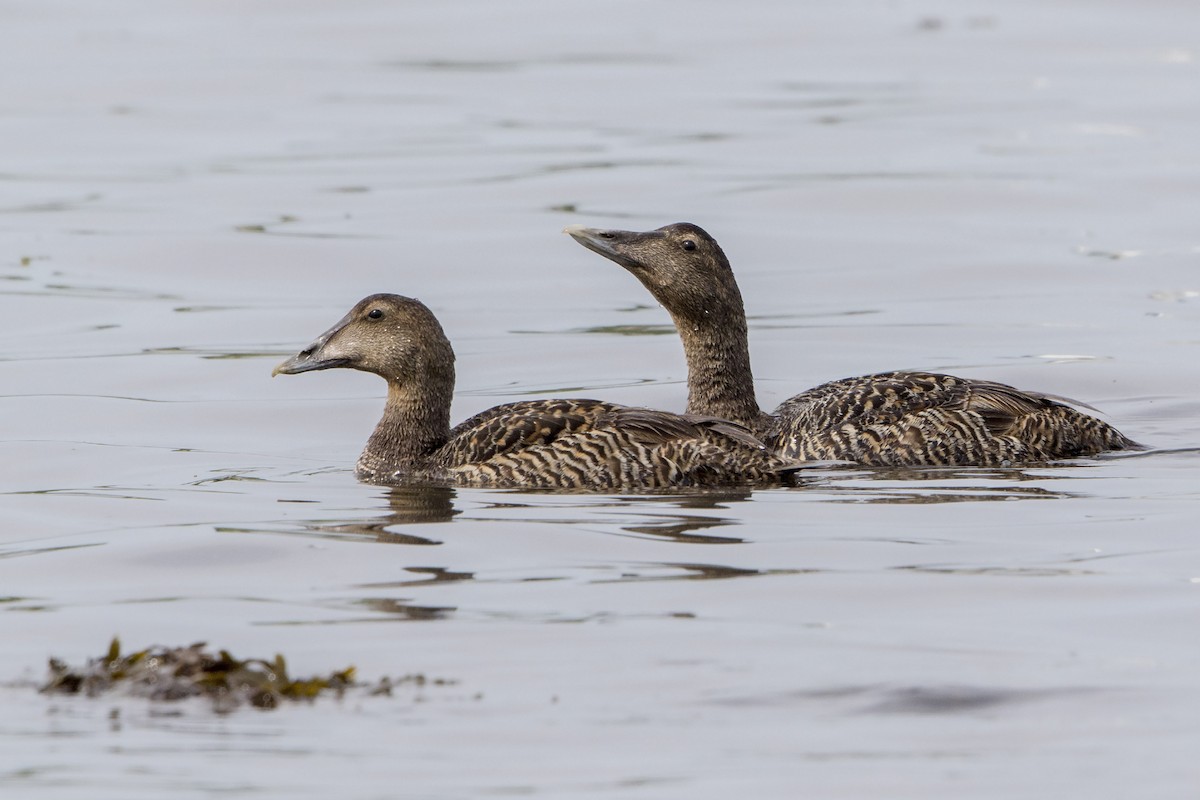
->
[565,223,1141,466]
[272,293,802,489]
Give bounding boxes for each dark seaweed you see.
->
[41,638,361,712]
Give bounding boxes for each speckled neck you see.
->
[358,376,453,477]
[670,295,765,430]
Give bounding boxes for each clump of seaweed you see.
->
[42,638,357,712]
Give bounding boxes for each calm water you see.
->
[2,1,1198,797]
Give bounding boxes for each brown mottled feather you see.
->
[435,398,615,466]
[450,407,798,489]
[764,370,1136,466]
[566,223,1141,466]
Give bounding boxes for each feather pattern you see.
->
[765,370,1136,466]
[447,407,799,489]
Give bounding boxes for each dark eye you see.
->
[681,240,696,251]
[367,308,384,320]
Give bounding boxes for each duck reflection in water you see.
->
[805,461,1105,504]
[303,483,459,545]
[615,488,754,543]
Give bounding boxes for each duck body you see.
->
[439,403,800,489]
[565,223,1141,467]
[273,294,799,490]
[766,370,1137,466]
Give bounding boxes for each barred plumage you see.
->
[273,294,799,490]
[566,222,1141,467]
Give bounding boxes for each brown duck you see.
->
[272,294,802,489]
[565,223,1140,467]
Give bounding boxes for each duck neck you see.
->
[360,374,453,474]
[672,304,763,428]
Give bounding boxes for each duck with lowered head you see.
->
[272,293,804,490]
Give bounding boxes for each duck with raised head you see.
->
[565,223,1141,466]
[272,294,802,490]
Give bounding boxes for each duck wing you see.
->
[590,407,758,446]
[451,406,802,490]
[769,371,1138,465]
[435,398,621,467]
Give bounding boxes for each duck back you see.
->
[767,370,1140,466]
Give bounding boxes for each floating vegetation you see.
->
[39,638,444,712]
[141,345,284,360]
[506,323,676,337]
[235,214,299,234]
[1075,245,1141,260]
[576,323,677,336]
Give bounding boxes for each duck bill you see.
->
[272,350,349,376]
[563,224,661,270]
[271,313,353,376]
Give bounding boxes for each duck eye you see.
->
[681,240,696,251]
[367,308,384,320]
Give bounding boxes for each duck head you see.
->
[563,222,744,324]
[272,293,455,387]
